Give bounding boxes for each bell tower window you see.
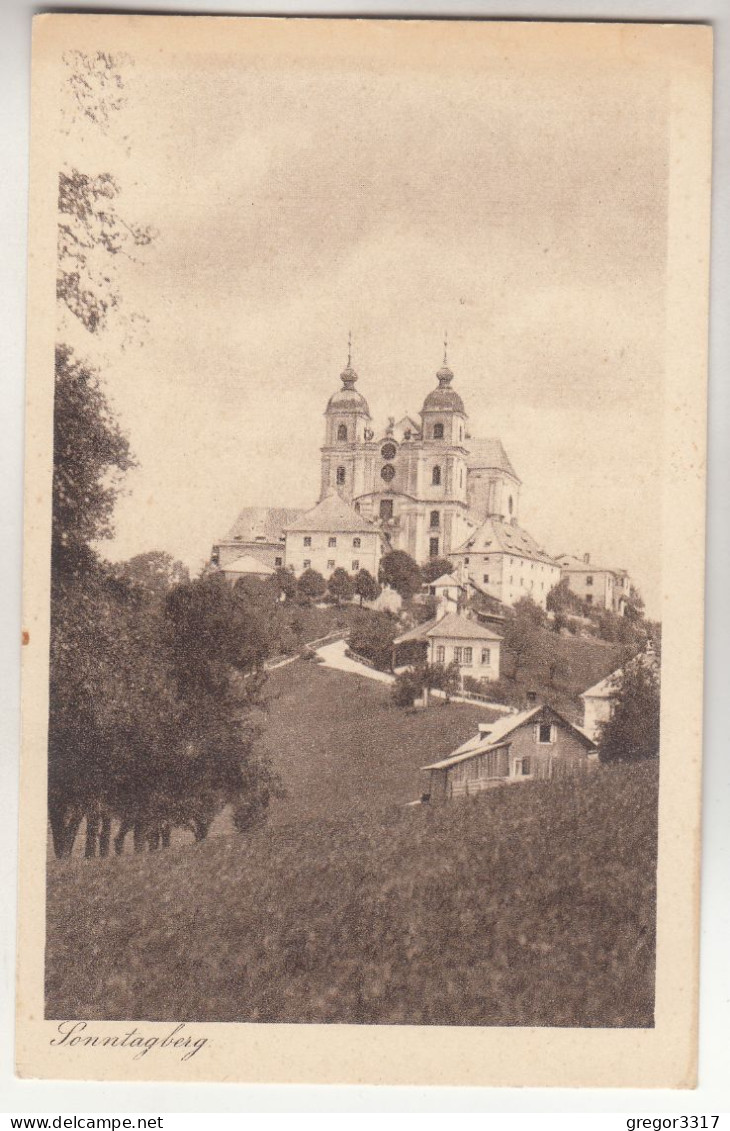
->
[337,424,348,442]
[432,465,441,486]
[336,466,346,485]
[429,537,440,558]
[433,423,444,440]
[430,510,440,529]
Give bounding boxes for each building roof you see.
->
[431,573,461,588]
[581,648,658,700]
[422,363,466,415]
[326,362,371,416]
[219,554,274,577]
[283,491,379,534]
[464,437,520,481]
[452,517,558,567]
[393,612,502,646]
[557,554,625,575]
[221,506,304,545]
[422,704,596,770]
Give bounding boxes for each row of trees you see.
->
[276,565,380,607]
[50,53,279,859]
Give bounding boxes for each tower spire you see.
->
[347,329,352,368]
[443,329,448,366]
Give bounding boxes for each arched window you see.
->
[433,423,444,440]
[337,424,348,441]
[508,495,514,515]
[432,465,441,486]
[336,466,346,485]
[430,510,440,529]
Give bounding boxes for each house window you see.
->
[353,537,361,548]
[585,594,593,605]
[337,424,348,441]
[481,648,491,665]
[304,536,312,547]
[433,423,444,439]
[336,466,346,485]
[354,502,360,513]
[508,495,514,515]
[429,537,440,558]
[460,469,463,487]
[327,559,335,570]
[483,574,489,583]
[432,465,441,486]
[430,510,440,528]
[275,557,283,567]
[459,426,463,441]
[586,575,593,586]
[303,559,311,569]
[328,537,337,547]
[436,645,445,663]
[537,723,554,744]
[453,647,463,663]
[352,560,359,572]
[463,647,473,666]
[515,757,532,776]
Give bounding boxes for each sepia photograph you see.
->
[16,14,711,1086]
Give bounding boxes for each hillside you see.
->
[46,760,658,1027]
[259,661,500,824]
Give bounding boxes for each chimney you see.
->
[526,690,538,705]
[583,553,591,564]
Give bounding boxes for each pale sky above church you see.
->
[59,21,668,615]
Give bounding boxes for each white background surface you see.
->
[1,0,728,1115]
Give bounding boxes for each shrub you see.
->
[348,609,398,671]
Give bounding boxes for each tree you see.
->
[273,566,297,602]
[597,658,660,763]
[297,568,326,602]
[512,595,547,629]
[420,557,454,585]
[348,610,399,671]
[354,568,380,606]
[328,567,355,605]
[379,550,423,600]
[502,608,549,683]
[546,577,583,616]
[392,667,424,709]
[112,550,189,598]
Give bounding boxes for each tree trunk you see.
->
[98,815,111,858]
[161,822,171,849]
[114,819,133,855]
[84,812,99,858]
[133,821,146,853]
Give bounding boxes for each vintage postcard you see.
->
[17,15,712,1086]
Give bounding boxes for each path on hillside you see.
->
[314,638,395,684]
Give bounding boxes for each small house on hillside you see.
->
[580,644,659,741]
[422,704,597,801]
[393,612,502,682]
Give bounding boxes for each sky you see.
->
[57,20,670,615]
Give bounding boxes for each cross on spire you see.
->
[443,330,448,366]
[347,330,352,368]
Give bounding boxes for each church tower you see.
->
[320,339,372,502]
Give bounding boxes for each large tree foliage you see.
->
[597,658,661,764]
[379,550,423,600]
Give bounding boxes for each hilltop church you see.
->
[213,347,562,608]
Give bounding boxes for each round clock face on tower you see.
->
[380,442,397,461]
[380,464,395,483]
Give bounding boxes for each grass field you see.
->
[46,759,658,1027]
[258,661,499,824]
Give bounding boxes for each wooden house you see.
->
[422,703,597,801]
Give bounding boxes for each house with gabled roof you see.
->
[422,703,597,801]
[212,506,303,572]
[449,516,561,609]
[283,490,387,579]
[393,611,502,682]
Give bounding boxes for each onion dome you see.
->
[325,338,370,415]
[423,362,465,414]
[422,333,465,414]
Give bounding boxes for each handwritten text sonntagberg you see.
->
[50,1021,208,1061]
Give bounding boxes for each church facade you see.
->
[317,352,521,563]
[213,347,562,608]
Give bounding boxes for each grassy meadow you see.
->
[46,757,658,1026]
[46,658,658,1027]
